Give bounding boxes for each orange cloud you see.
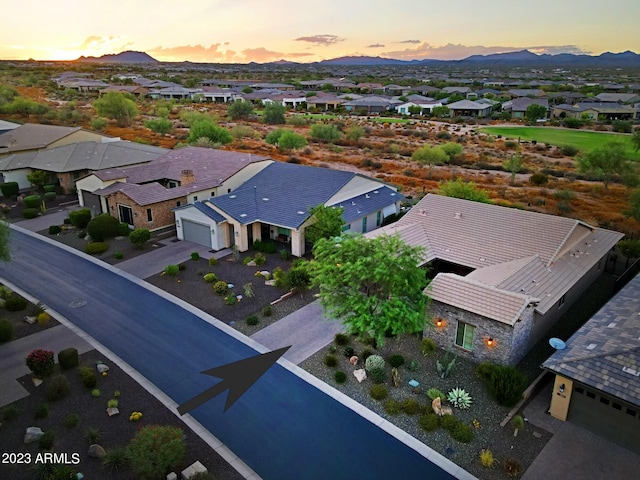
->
[148,43,313,63]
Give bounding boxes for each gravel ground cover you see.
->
[0,349,244,480]
[299,333,551,479]
[0,290,60,343]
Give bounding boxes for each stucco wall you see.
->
[2,168,31,190]
[174,207,226,250]
[48,130,107,149]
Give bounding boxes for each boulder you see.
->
[106,407,119,417]
[246,260,257,267]
[260,271,270,278]
[264,279,276,286]
[88,444,106,459]
[349,356,358,366]
[353,369,367,383]
[23,316,37,325]
[432,397,453,416]
[24,427,44,444]
[96,364,109,374]
[32,378,43,387]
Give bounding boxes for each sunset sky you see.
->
[2,0,638,63]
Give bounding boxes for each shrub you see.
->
[118,222,130,237]
[22,208,38,219]
[78,367,97,388]
[389,354,405,368]
[365,355,385,372]
[85,242,109,255]
[64,413,80,428]
[504,458,522,477]
[58,348,79,370]
[178,263,186,271]
[334,333,350,346]
[85,427,102,443]
[129,228,150,248]
[421,338,436,356]
[407,359,420,372]
[44,191,56,202]
[126,425,186,480]
[39,430,55,450]
[24,194,42,208]
[37,311,50,324]
[479,448,496,468]
[560,145,579,157]
[69,208,92,229]
[487,365,528,407]
[334,371,347,384]
[114,252,124,260]
[246,314,259,326]
[103,446,129,472]
[203,273,217,283]
[368,368,387,384]
[343,346,355,357]
[191,252,200,261]
[1,404,18,421]
[254,252,266,266]
[224,294,237,305]
[46,374,71,401]
[427,388,447,402]
[476,362,496,382]
[87,214,120,241]
[208,257,218,266]
[5,294,28,311]
[35,402,49,419]
[450,423,474,443]
[164,264,179,276]
[369,384,388,400]
[0,319,14,342]
[252,239,277,253]
[77,230,86,239]
[213,280,228,295]
[262,305,273,317]
[91,389,101,397]
[107,398,119,408]
[420,413,440,432]
[401,398,421,415]
[439,414,458,431]
[323,354,338,367]
[360,349,374,361]
[0,181,19,198]
[529,172,549,186]
[384,399,402,415]
[43,184,56,193]
[26,348,55,377]
[447,388,473,409]
[48,225,62,235]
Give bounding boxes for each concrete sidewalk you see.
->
[250,300,345,365]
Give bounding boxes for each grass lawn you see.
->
[481,126,640,160]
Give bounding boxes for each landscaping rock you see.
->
[181,460,207,479]
[432,397,453,416]
[264,279,276,286]
[106,407,120,417]
[246,260,257,267]
[353,369,367,383]
[32,378,43,387]
[260,271,270,278]
[88,444,106,459]
[24,427,44,444]
[23,316,37,325]
[96,364,109,374]
[349,356,358,366]
[167,473,178,480]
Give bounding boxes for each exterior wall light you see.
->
[435,318,443,327]
[486,337,494,347]
[559,384,565,394]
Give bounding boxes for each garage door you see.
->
[182,219,211,248]
[81,190,102,213]
[568,384,640,453]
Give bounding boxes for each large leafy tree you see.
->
[263,102,286,125]
[187,119,233,145]
[93,92,138,127]
[624,188,640,224]
[524,103,547,124]
[577,141,637,190]
[227,100,254,120]
[305,204,345,245]
[412,145,448,177]
[310,234,428,347]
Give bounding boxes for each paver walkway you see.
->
[14,205,75,232]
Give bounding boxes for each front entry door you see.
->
[118,205,134,226]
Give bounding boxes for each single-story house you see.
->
[395,101,443,116]
[506,89,546,98]
[594,93,640,104]
[100,85,150,97]
[262,91,308,109]
[341,96,401,114]
[148,87,203,100]
[446,99,493,118]
[305,93,346,110]
[442,86,471,95]
[542,273,640,454]
[78,148,272,231]
[175,162,404,256]
[0,140,166,193]
[502,98,549,119]
[0,123,109,157]
[0,119,20,135]
[552,103,635,121]
[201,88,241,103]
[367,194,622,365]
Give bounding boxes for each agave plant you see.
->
[447,387,473,409]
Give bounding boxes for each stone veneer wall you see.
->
[105,191,186,231]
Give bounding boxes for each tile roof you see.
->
[0,123,83,153]
[446,99,492,110]
[543,273,640,408]
[334,186,404,223]
[95,182,184,206]
[428,273,535,325]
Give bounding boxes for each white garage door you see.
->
[182,220,211,248]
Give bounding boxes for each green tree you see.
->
[310,124,343,143]
[440,142,464,162]
[93,92,138,127]
[503,152,523,184]
[129,228,151,248]
[263,102,286,125]
[127,425,185,480]
[26,170,51,191]
[412,145,448,177]
[617,239,640,261]
[431,106,450,118]
[408,105,422,115]
[305,204,345,245]
[144,118,173,136]
[265,128,286,145]
[632,129,640,152]
[624,188,640,224]
[577,141,637,190]
[310,234,428,347]
[187,119,233,145]
[438,178,491,203]
[0,220,10,262]
[524,104,547,124]
[277,130,308,152]
[345,125,366,143]
[227,100,254,120]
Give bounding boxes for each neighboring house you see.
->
[201,87,241,103]
[382,84,411,95]
[594,93,640,104]
[0,123,109,157]
[100,85,150,97]
[395,100,443,116]
[502,98,549,119]
[305,93,345,111]
[341,96,401,114]
[262,91,308,109]
[0,140,166,193]
[58,79,110,92]
[442,86,471,95]
[0,119,20,135]
[506,89,546,98]
[446,99,493,118]
[148,87,203,100]
[367,194,622,365]
[552,102,635,120]
[542,273,640,454]
[79,148,272,232]
[250,83,296,91]
[175,162,404,256]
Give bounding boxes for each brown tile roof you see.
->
[543,273,640,407]
[95,182,185,206]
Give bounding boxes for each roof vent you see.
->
[622,366,640,377]
[586,343,597,350]
[454,212,462,219]
[297,210,305,214]
[240,213,247,218]
[352,201,356,206]
[607,322,617,328]
[229,195,237,199]
[374,190,379,194]
[419,209,427,216]
[262,197,269,201]
[365,194,370,198]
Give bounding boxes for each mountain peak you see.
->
[75,50,158,64]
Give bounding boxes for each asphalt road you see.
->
[0,227,459,480]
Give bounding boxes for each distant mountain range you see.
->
[73,49,640,68]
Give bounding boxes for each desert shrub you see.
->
[191,252,200,261]
[450,423,474,443]
[44,191,56,202]
[427,388,447,402]
[529,172,549,186]
[479,448,496,468]
[69,208,92,229]
[343,346,355,357]
[48,225,62,235]
[407,359,420,372]
[64,413,80,428]
[401,398,421,415]
[164,264,179,276]
[103,446,129,472]
[35,402,49,419]
[245,314,259,326]
[1,405,18,421]
[334,371,347,384]
[242,256,253,265]
[58,348,79,370]
[476,362,497,382]
[560,145,579,156]
[421,337,436,356]
[39,430,55,450]
[503,458,522,477]
[323,354,338,367]
[46,374,71,401]
[389,354,405,368]
[37,313,49,328]
[87,214,120,241]
[487,365,529,407]
[369,384,388,400]
[365,354,385,372]
[254,252,266,266]
[24,194,42,208]
[334,333,349,346]
[126,425,186,480]
[208,256,218,266]
[203,273,217,283]
[91,389,101,397]
[224,294,236,305]
[85,427,102,443]
[360,349,374,361]
[0,319,14,342]
[78,367,97,388]
[419,413,440,431]
[368,368,387,384]
[5,294,28,311]
[384,399,402,415]
[439,414,458,431]
[213,280,228,295]
[114,252,123,260]
[310,123,343,143]
[262,305,273,316]
[26,348,55,377]
[504,141,518,149]
[129,228,150,248]
[22,208,38,219]
[85,242,108,255]
[0,181,19,197]
[436,131,451,140]
[612,120,632,133]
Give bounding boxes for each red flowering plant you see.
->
[25,348,55,377]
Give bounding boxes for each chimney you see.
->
[180,169,195,186]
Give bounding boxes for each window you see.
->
[600,397,610,405]
[211,191,215,196]
[341,224,351,232]
[193,196,198,201]
[612,403,622,411]
[361,216,367,233]
[118,205,133,226]
[558,295,566,308]
[626,408,637,417]
[146,208,152,222]
[455,322,475,351]
[586,391,596,399]
[575,387,584,395]
[376,210,382,227]
[228,188,231,193]
[176,201,181,207]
